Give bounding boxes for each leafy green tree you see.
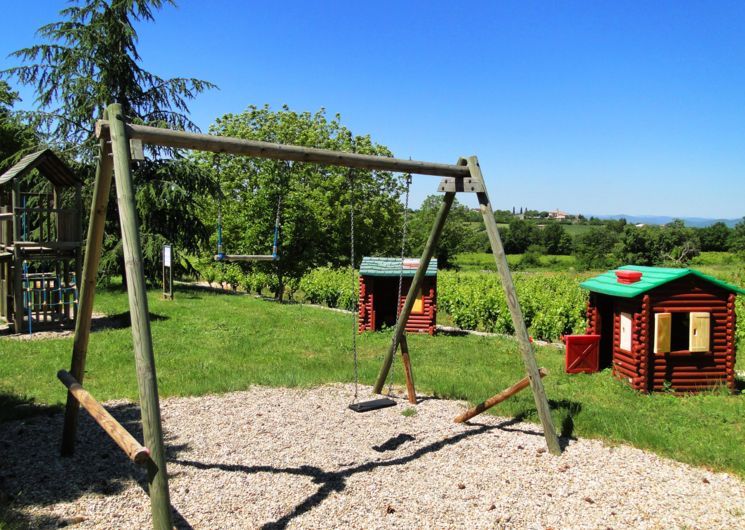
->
[3,0,217,284]
[656,219,699,265]
[728,218,745,256]
[406,195,478,268]
[573,226,619,270]
[503,219,540,254]
[3,0,215,157]
[541,223,573,255]
[617,225,659,265]
[0,81,38,170]
[199,105,405,297]
[698,222,731,252]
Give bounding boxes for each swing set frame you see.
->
[59,103,561,530]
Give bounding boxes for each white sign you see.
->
[163,245,172,267]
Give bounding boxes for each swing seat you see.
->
[214,254,279,262]
[348,397,396,413]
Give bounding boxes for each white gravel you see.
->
[1,384,744,529]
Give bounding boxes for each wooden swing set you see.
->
[58,103,562,530]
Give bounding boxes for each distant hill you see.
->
[591,214,741,228]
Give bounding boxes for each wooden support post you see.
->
[11,183,23,333]
[468,156,561,455]
[61,124,114,456]
[57,370,150,465]
[399,334,416,404]
[454,368,548,423]
[373,168,459,394]
[107,103,173,530]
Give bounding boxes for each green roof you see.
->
[360,256,438,277]
[580,265,745,298]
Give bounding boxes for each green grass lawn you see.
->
[1,285,744,479]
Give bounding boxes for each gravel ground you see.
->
[1,384,744,529]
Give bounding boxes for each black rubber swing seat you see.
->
[348,397,397,413]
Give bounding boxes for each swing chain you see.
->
[387,172,411,395]
[349,166,359,404]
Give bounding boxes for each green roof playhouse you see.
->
[578,265,743,393]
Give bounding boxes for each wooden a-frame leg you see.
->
[399,334,416,404]
[61,118,114,456]
[108,103,173,530]
[467,156,562,455]
[373,161,463,394]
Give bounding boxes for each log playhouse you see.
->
[578,265,744,393]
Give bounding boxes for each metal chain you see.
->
[387,173,412,395]
[349,166,359,404]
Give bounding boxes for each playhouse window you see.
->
[655,311,710,353]
[412,288,424,314]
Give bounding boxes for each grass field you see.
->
[454,252,578,272]
[1,285,743,479]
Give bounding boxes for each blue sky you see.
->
[2,1,745,218]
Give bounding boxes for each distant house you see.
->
[548,209,569,220]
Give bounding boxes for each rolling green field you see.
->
[454,252,579,272]
[1,285,743,479]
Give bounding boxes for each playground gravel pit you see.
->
[1,384,744,529]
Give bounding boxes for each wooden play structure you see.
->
[0,149,82,333]
[58,103,561,529]
[578,265,743,393]
[358,256,438,335]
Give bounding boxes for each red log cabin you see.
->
[580,265,743,393]
[358,257,437,335]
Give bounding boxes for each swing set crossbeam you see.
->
[59,106,563,530]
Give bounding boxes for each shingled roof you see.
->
[0,149,81,188]
[580,265,745,298]
[360,256,438,277]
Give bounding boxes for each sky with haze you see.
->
[2,1,744,219]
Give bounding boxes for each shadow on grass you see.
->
[0,399,189,529]
[91,311,169,332]
[0,392,63,423]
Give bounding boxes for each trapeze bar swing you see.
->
[213,194,282,263]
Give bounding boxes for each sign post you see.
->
[162,245,173,300]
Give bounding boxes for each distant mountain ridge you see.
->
[592,214,741,228]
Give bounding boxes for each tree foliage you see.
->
[3,1,218,284]
[0,81,38,170]
[3,0,215,157]
[406,195,482,268]
[197,105,406,296]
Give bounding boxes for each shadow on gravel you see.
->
[0,400,189,529]
[173,416,571,530]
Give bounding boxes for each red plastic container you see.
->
[615,270,643,284]
[564,334,601,374]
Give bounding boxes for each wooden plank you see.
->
[108,103,173,530]
[216,254,277,262]
[470,155,561,456]
[399,334,416,404]
[373,189,455,393]
[454,368,548,423]
[57,370,150,465]
[62,127,115,457]
[96,120,470,178]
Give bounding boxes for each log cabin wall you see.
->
[611,298,645,391]
[358,275,437,335]
[647,276,734,392]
